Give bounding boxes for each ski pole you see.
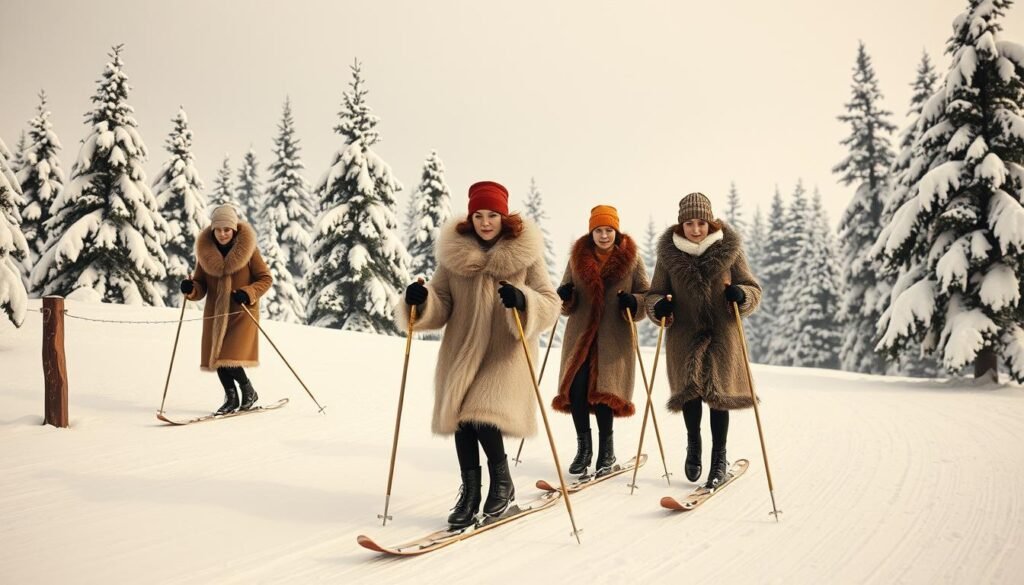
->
[240,304,326,413]
[502,281,582,543]
[732,301,781,521]
[628,295,670,495]
[623,296,671,486]
[512,316,560,466]
[158,297,189,415]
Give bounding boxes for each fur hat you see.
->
[677,192,715,223]
[210,205,240,230]
[589,205,620,232]
[468,181,509,216]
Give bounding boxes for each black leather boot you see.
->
[483,456,516,517]
[239,381,259,411]
[705,447,729,490]
[685,432,702,482]
[568,432,593,475]
[596,431,616,475]
[447,467,482,529]
[215,386,239,415]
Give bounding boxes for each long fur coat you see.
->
[396,218,560,438]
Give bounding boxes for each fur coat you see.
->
[185,222,273,370]
[553,234,649,417]
[396,218,560,438]
[644,224,761,411]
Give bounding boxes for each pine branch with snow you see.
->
[17,91,66,264]
[406,150,453,281]
[0,139,31,326]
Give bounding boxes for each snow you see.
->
[2,300,1024,584]
[988,189,1024,254]
[979,262,1020,311]
[939,294,999,371]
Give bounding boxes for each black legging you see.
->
[569,357,613,438]
[682,398,728,448]
[217,366,250,391]
[454,422,507,471]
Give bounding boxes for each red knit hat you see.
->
[467,181,509,216]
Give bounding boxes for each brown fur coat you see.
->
[553,234,649,417]
[395,218,560,438]
[185,222,273,370]
[644,224,761,411]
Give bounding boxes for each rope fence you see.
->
[31,307,242,325]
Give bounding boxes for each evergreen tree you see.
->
[756,187,792,364]
[18,91,66,263]
[639,216,661,346]
[30,46,169,305]
[264,97,314,288]
[0,138,30,326]
[306,60,411,334]
[522,177,562,347]
[743,206,768,362]
[236,146,262,224]
[833,41,898,374]
[723,181,746,237]
[406,150,453,280]
[208,155,236,213]
[876,0,1024,382]
[153,107,207,305]
[10,131,27,176]
[257,223,306,323]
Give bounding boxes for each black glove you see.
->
[232,289,251,305]
[653,298,674,320]
[556,282,574,302]
[725,284,746,304]
[617,291,638,313]
[179,279,194,294]
[498,283,526,310]
[405,281,428,306]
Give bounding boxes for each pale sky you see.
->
[3,0,1022,264]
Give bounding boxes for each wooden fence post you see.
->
[42,296,69,428]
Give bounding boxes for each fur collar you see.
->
[569,233,638,290]
[672,229,724,256]
[436,216,547,278]
[657,223,741,281]
[195,222,258,276]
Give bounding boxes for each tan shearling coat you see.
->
[396,218,560,438]
[185,222,273,370]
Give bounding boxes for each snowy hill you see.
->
[1,300,1022,584]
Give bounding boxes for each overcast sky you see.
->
[3,0,1022,262]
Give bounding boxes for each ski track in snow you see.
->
[1,300,1023,584]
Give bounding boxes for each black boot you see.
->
[239,381,258,411]
[215,386,239,415]
[596,432,616,475]
[568,432,593,475]
[685,432,702,482]
[705,447,728,490]
[483,456,516,517]
[447,467,482,529]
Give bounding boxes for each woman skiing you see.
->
[398,181,560,530]
[645,192,761,489]
[180,204,273,415]
[552,205,649,476]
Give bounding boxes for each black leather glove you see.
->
[405,281,428,306]
[618,291,638,313]
[232,289,251,305]
[725,284,746,304]
[498,283,526,310]
[556,282,574,302]
[653,298,674,320]
[179,279,194,294]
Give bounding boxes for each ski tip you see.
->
[535,479,556,492]
[660,496,685,511]
[356,534,386,553]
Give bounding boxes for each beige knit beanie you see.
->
[677,192,715,223]
[210,205,240,230]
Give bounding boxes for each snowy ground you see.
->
[1,299,1023,584]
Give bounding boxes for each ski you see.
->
[357,490,562,556]
[535,454,648,494]
[660,458,749,511]
[156,398,289,425]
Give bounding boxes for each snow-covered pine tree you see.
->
[521,177,562,346]
[306,60,411,334]
[406,150,453,280]
[0,138,30,326]
[153,107,207,305]
[256,220,306,323]
[207,155,236,213]
[876,0,1024,382]
[723,181,746,238]
[30,45,169,305]
[777,189,843,368]
[834,41,898,374]
[263,97,315,300]
[741,205,767,362]
[10,131,27,177]
[17,91,65,264]
[756,187,792,364]
[639,215,661,346]
[236,147,263,224]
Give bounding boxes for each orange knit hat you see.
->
[589,205,620,232]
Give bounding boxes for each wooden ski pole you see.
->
[628,295,670,495]
[732,301,781,521]
[624,299,671,486]
[512,316,560,466]
[158,298,189,415]
[240,304,326,413]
